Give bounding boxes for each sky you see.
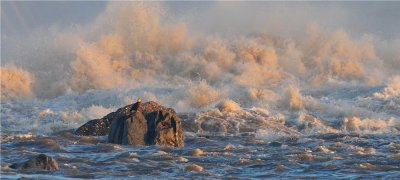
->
[2,1,400,39]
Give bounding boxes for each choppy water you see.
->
[1,131,400,179]
[1,84,400,179]
[2,1,400,179]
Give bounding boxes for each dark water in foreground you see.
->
[1,132,399,179]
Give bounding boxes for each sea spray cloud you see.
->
[69,3,190,92]
[299,24,381,86]
[0,65,34,100]
[1,2,399,112]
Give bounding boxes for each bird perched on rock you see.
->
[130,98,142,112]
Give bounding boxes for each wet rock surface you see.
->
[9,154,59,170]
[76,101,184,147]
[75,118,110,136]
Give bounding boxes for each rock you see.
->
[315,146,331,153]
[75,118,110,136]
[388,153,400,158]
[76,101,173,136]
[274,165,286,172]
[76,101,184,147]
[298,153,315,161]
[108,106,184,147]
[359,162,374,169]
[108,111,148,145]
[176,156,189,162]
[269,141,282,147]
[187,148,204,156]
[185,163,204,172]
[128,152,138,158]
[223,144,235,151]
[9,154,59,170]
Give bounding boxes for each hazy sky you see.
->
[1,1,107,36]
[2,1,399,39]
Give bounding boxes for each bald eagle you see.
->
[130,98,142,112]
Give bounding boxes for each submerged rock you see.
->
[76,101,184,147]
[187,148,204,156]
[185,163,204,172]
[176,156,189,162]
[9,154,59,170]
[274,164,286,172]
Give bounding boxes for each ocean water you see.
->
[1,2,400,179]
[1,84,400,179]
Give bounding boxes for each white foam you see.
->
[255,129,292,142]
[342,116,399,134]
[374,75,400,99]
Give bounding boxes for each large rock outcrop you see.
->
[9,154,59,170]
[75,101,184,147]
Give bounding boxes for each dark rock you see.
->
[269,141,282,147]
[108,111,148,145]
[75,101,169,136]
[9,154,59,170]
[76,101,184,147]
[75,118,110,136]
[153,110,184,147]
